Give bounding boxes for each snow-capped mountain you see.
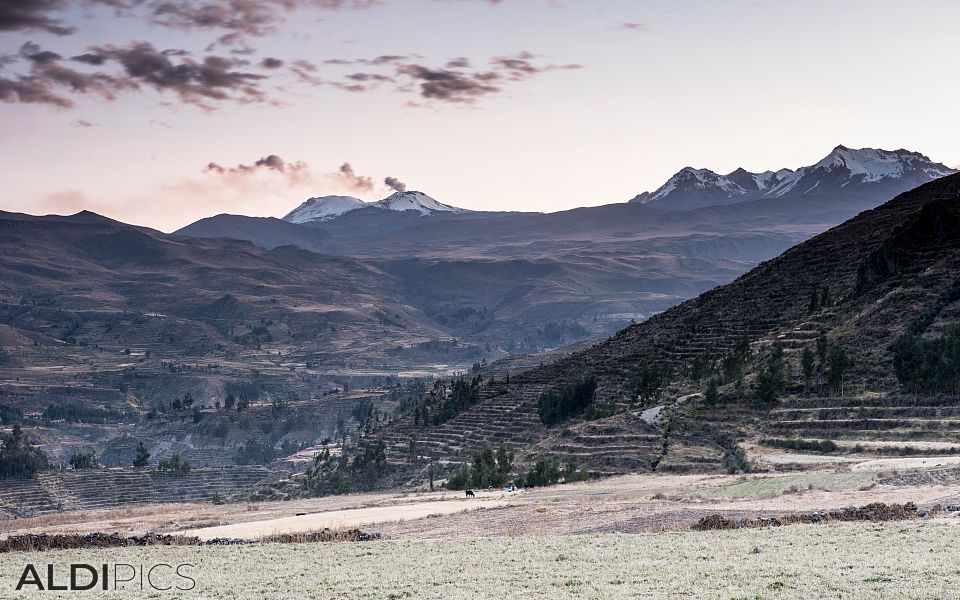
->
[283,195,366,223]
[632,146,956,210]
[372,191,469,215]
[283,191,468,225]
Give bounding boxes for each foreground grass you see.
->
[1,520,958,598]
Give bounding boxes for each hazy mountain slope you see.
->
[362,174,960,478]
[174,214,330,251]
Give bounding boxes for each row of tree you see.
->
[444,443,588,490]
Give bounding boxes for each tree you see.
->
[69,449,99,470]
[224,394,236,410]
[827,344,852,395]
[157,453,191,475]
[721,337,751,384]
[633,364,670,403]
[820,287,832,309]
[801,346,815,395]
[133,442,150,468]
[445,442,514,490]
[182,392,195,409]
[807,290,819,314]
[816,331,829,368]
[0,425,49,479]
[754,342,785,406]
[704,379,719,406]
[519,458,562,488]
[537,378,597,426]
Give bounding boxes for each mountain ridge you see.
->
[632,145,955,210]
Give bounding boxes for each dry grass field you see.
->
[1,520,959,599]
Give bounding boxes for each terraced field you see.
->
[0,467,271,519]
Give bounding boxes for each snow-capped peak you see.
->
[634,145,956,210]
[283,195,365,224]
[283,190,469,224]
[812,145,951,183]
[372,191,469,215]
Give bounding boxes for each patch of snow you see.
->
[373,191,469,215]
[283,195,365,223]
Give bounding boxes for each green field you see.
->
[1,521,958,599]
[695,471,878,499]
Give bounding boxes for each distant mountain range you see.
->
[631,145,955,210]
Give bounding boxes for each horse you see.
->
[465,489,475,498]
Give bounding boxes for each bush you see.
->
[538,378,597,426]
[761,438,838,453]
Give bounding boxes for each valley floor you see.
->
[1,520,959,598]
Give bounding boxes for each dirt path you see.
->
[178,498,511,540]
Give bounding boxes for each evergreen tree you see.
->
[0,425,49,479]
[133,442,150,468]
[827,344,852,395]
[69,449,99,469]
[801,346,815,394]
[754,342,786,406]
[816,331,829,369]
[807,289,819,314]
[820,287,832,308]
[704,379,719,406]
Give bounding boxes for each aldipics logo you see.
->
[15,563,195,592]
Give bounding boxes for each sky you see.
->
[1,0,958,232]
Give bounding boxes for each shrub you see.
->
[761,438,837,453]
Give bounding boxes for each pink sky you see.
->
[1,0,958,232]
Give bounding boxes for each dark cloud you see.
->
[396,63,499,103]
[20,42,63,65]
[0,0,383,44]
[333,162,374,192]
[384,176,406,193]
[0,0,75,35]
[205,154,310,183]
[384,51,580,104]
[77,42,267,108]
[445,57,470,69]
[0,3,580,110]
[0,42,126,108]
[0,75,73,108]
[614,22,650,31]
[260,57,284,69]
